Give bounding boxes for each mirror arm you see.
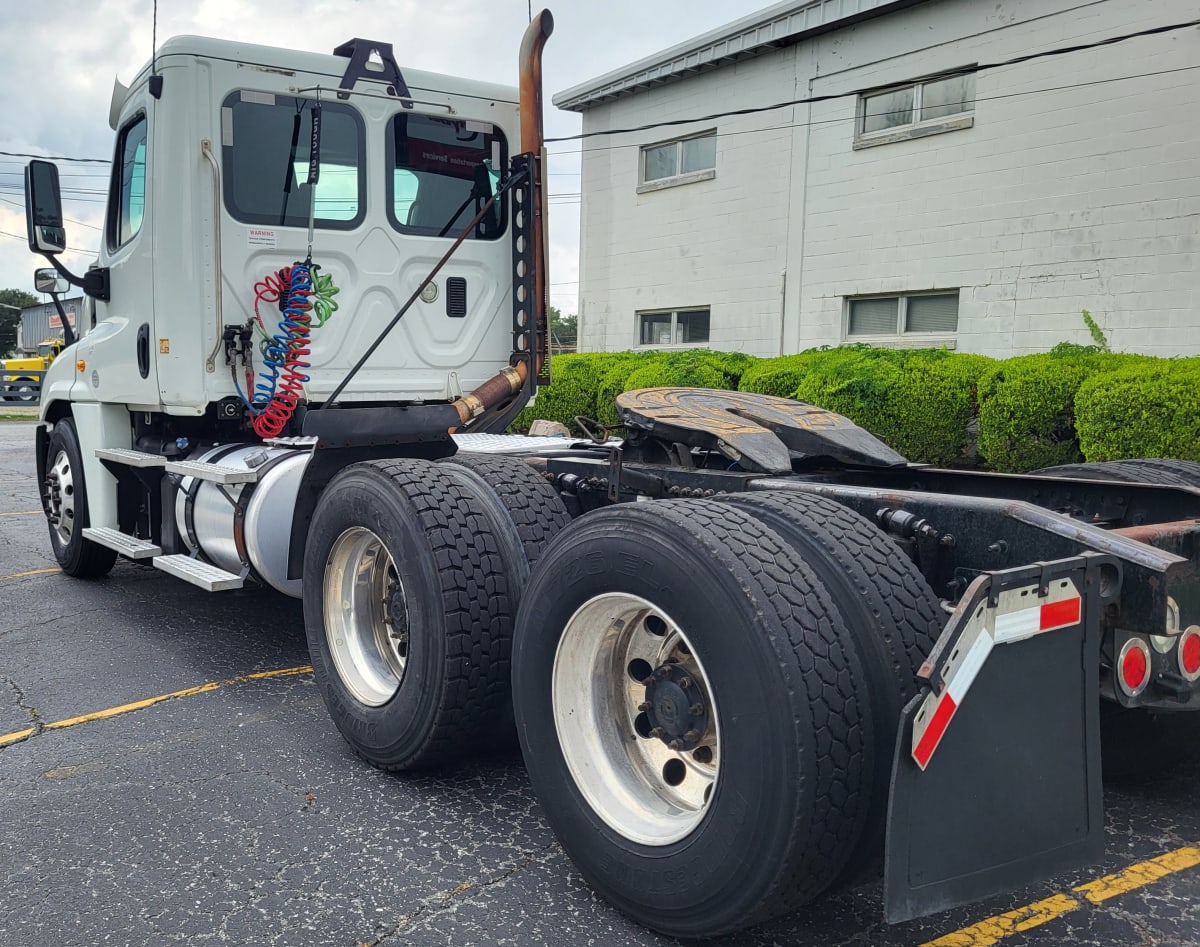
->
[41,253,110,303]
[48,291,78,349]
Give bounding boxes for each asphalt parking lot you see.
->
[2,416,1199,946]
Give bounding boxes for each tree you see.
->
[548,305,578,353]
[0,289,38,358]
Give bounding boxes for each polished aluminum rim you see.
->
[46,448,76,546]
[323,527,408,706]
[552,593,719,846]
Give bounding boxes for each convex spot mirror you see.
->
[33,267,69,295]
[25,159,66,254]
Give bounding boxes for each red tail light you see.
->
[1179,627,1200,682]
[1117,637,1151,697]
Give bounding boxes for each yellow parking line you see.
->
[0,665,313,749]
[0,567,59,582]
[922,894,1079,947]
[0,510,41,516]
[1075,845,1200,903]
[924,842,1200,946]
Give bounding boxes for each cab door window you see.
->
[108,114,147,250]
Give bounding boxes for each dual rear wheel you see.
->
[305,465,942,937]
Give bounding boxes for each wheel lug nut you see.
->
[684,729,700,743]
[656,666,671,679]
[641,676,655,687]
[678,677,691,688]
[688,703,704,716]
[668,739,684,751]
[650,727,664,739]
[638,701,653,712]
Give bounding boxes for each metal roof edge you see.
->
[553,0,923,111]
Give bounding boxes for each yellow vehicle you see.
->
[1,339,64,402]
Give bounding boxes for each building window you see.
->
[637,132,716,192]
[845,292,959,339]
[638,308,710,346]
[855,74,975,148]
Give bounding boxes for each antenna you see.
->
[149,0,163,98]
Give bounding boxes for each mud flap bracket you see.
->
[884,554,1116,923]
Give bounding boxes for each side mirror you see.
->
[25,160,67,255]
[33,267,70,295]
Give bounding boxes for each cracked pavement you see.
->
[1,420,1199,946]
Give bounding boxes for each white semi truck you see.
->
[22,11,1200,939]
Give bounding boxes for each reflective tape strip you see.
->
[1040,596,1081,632]
[995,595,1081,644]
[913,628,993,769]
[912,586,1082,770]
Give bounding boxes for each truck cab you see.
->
[26,33,545,548]
[41,36,524,417]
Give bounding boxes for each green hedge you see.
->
[512,347,1195,471]
[790,348,993,466]
[510,352,631,434]
[1076,359,1200,461]
[976,351,1156,472]
[739,354,815,398]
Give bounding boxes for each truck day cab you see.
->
[22,11,1200,938]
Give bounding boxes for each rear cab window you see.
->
[220,91,365,229]
[387,114,507,240]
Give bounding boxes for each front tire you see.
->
[303,459,515,771]
[43,418,117,578]
[512,499,871,938]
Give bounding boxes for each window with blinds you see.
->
[845,291,959,339]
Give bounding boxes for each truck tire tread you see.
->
[303,458,514,771]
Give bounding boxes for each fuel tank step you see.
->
[95,448,166,468]
[153,554,245,591]
[81,527,161,559]
[164,460,259,485]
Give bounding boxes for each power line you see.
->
[545,17,1200,144]
[544,62,1200,157]
[0,150,109,164]
[0,229,95,254]
[0,196,101,231]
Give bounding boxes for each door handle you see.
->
[136,322,150,378]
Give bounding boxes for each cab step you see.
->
[95,448,167,468]
[164,460,258,485]
[153,554,245,591]
[81,527,161,559]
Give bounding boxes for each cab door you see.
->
[80,94,160,407]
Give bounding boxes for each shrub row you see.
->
[512,346,1199,469]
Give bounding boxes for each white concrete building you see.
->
[555,0,1200,358]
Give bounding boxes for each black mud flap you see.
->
[884,555,1116,923]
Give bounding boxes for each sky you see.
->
[0,0,770,317]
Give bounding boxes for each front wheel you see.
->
[43,418,117,578]
[512,499,871,938]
